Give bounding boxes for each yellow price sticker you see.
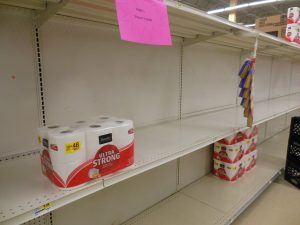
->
[65,141,81,154]
[38,136,42,144]
[34,202,53,216]
[42,202,52,209]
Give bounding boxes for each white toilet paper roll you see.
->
[94,115,117,123]
[70,120,89,129]
[84,124,113,159]
[108,119,134,149]
[37,125,66,150]
[48,129,86,165]
[52,160,83,184]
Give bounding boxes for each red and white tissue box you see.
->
[244,150,257,172]
[38,116,134,189]
[244,126,258,154]
[213,159,245,182]
[214,132,246,163]
[285,24,300,44]
[288,7,300,24]
[216,132,246,145]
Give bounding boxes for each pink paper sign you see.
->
[115,0,172,46]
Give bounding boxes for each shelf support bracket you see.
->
[36,0,70,28]
[183,32,227,47]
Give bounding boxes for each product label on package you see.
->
[93,145,120,174]
[34,202,53,216]
[42,138,49,148]
[99,133,112,144]
[65,141,81,154]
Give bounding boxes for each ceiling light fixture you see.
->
[244,24,256,27]
[207,0,285,14]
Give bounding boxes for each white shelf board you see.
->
[1,0,300,57]
[123,192,226,225]
[0,94,297,225]
[0,155,104,225]
[122,129,289,225]
[233,182,300,225]
[103,93,299,187]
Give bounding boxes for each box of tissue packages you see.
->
[214,132,246,163]
[213,159,245,182]
[213,126,258,182]
[38,116,134,189]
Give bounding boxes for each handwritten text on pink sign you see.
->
[115,0,172,46]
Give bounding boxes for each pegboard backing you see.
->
[290,62,300,94]
[22,214,51,225]
[53,161,177,225]
[270,58,292,98]
[182,43,240,117]
[265,115,287,139]
[40,18,181,127]
[257,123,267,144]
[177,145,213,190]
[254,55,272,102]
[0,6,39,157]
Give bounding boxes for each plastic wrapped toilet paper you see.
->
[38,115,135,189]
[84,124,113,159]
[70,120,89,129]
[38,125,69,175]
[53,160,84,184]
[48,129,87,187]
[94,115,118,123]
[38,125,68,150]
[107,119,134,149]
[48,129,86,165]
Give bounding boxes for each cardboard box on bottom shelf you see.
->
[214,142,245,164]
[214,131,246,163]
[213,159,245,182]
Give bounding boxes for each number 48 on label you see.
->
[65,141,81,154]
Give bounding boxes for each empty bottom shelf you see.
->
[122,129,289,225]
[233,180,300,225]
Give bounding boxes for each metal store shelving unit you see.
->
[0,1,300,225]
[122,129,288,225]
[0,94,298,225]
[1,0,300,56]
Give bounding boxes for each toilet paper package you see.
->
[213,159,245,182]
[84,119,134,178]
[285,24,300,43]
[214,132,246,163]
[38,116,134,189]
[41,129,88,189]
[287,7,300,24]
[38,125,69,176]
[84,124,113,160]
